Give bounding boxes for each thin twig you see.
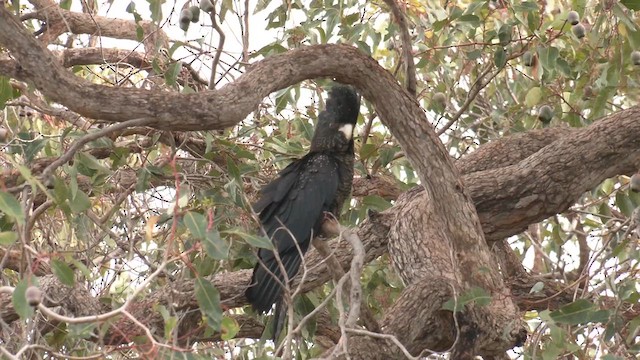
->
[436,48,529,136]
[242,0,250,63]
[382,0,416,97]
[41,118,155,180]
[342,227,364,328]
[435,64,494,136]
[344,328,418,360]
[208,5,226,89]
[313,226,379,332]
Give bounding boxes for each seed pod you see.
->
[25,286,42,307]
[537,105,553,123]
[179,8,192,31]
[572,23,585,39]
[432,92,446,106]
[200,0,214,13]
[523,51,535,67]
[189,6,200,23]
[0,127,7,143]
[386,41,395,51]
[567,11,580,26]
[582,85,594,100]
[631,51,640,66]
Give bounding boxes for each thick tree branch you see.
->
[0,8,442,132]
[24,0,168,52]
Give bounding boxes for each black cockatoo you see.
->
[246,84,360,314]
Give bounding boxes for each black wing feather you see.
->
[246,153,339,312]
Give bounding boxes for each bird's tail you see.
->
[245,250,303,313]
[273,299,287,343]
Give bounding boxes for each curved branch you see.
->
[25,0,168,52]
[382,0,416,96]
[1,8,413,132]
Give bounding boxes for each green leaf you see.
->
[225,156,241,183]
[136,168,151,192]
[185,212,229,259]
[148,0,165,23]
[621,0,640,10]
[602,355,625,360]
[59,0,72,10]
[549,299,610,325]
[51,259,75,286]
[538,47,559,71]
[203,229,229,260]
[458,14,479,23]
[530,281,545,293]
[613,3,639,30]
[194,277,222,331]
[67,323,96,339]
[0,231,18,246]
[0,76,14,109]
[221,316,240,340]
[254,0,272,14]
[165,61,183,86]
[359,143,377,161]
[494,47,507,68]
[77,152,111,175]
[379,147,399,168]
[23,138,46,162]
[362,195,392,212]
[0,191,24,225]
[497,24,512,46]
[224,229,273,249]
[69,189,91,214]
[126,1,136,12]
[12,277,37,319]
[525,87,542,107]
[184,211,207,238]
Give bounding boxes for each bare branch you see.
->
[208,6,225,88]
[382,0,416,97]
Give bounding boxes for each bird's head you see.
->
[326,85,360,123]
[311,84,360,152]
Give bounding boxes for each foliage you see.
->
[0,0,639,359]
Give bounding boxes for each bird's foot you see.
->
[321,212,341,237]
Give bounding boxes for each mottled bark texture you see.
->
[2,5,640,359]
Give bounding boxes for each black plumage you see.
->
[246,84,360,314]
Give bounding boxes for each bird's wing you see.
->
[252,160,303,216]
[246,153,339,312]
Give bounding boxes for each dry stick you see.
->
[242,0,250,64]
[267,223,311,359]
[208,6,225,89]
[342,228,364,328]
[314,223,378,358]
[382,0,416,97]
[288,274,346,337]
[0,255,178,360]
[312,233,380,332]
